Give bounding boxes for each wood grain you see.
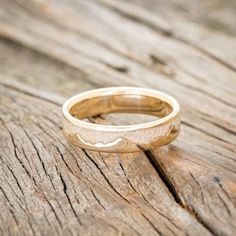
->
[0,0,235,235]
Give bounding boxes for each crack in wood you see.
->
[140,213,163,236]
[143,150,182,204]
[82,149,131,204]
[58,172,82,225]
[143,150,228,236]
[90,188,106,210]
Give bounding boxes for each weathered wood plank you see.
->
[0,82,211,236]
[0,0,235,168]
[1,38,236,235]
[0,0,236,235]
[96,0,236,70]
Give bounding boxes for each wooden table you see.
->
[0,0,236,235]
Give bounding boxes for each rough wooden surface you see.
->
[0,0,236,235]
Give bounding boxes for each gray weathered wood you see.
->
[0,0,236,235]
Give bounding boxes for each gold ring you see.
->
[62,87,181,152]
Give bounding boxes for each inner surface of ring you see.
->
[69,94,173,121]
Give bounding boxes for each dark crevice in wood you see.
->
[143,150,181,204]
[153,201,183,232]
[82,149,131,204]
[150,55,167,66]
[55,198,67,219]
[150,54,175,77]
[3,174,24,205]
[20,125,49,178]
[90,188,106,210]
[31,141,48,177]
[98,153,110,169]
[118,157,185,234]
[0,120,32,179]
[0,185,19,227]
[20,143,42,180]
[143,150,219,236]
[139,189,184,233]
[58,172,82,225]
[54,144,82,174]
[6,165,25,197]
[119,162,138,193]
[189,207,218,236]
[189,171,200,187]
[140,213,163,236]
[189,171,206,208]
[20,146,34,171]
[104,63,129,73]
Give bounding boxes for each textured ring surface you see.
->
[62,87,181,152]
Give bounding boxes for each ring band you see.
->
[62,87,181,152]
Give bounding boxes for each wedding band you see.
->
[62,87,181,152]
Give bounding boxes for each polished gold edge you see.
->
[62,87,180,132]
[62,87,181,152]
